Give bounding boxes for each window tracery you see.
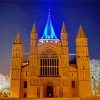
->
[40,49,59,76]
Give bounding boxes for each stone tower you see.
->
[60,22,70,97]
[76,25,91,97]
[28,23,38,98]
[10,33,23,97]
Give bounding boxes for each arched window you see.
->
[72,81,75,88]
[24,81,27,88]
[40,49,59,76]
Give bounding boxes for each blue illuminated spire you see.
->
[41,11,57,39]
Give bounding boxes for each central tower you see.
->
[27,11,70,98]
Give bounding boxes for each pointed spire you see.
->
[14,33,21,44]
[41,10,57,39]
[48,9,51,18]
[31,22,37,34]
[61,22,67,33]
[61,22,68,40]
[76,25,87,39]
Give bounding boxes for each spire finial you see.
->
[61,22,67,33]
[76,25,87,38]
[41,10,57,39]
[33,22,35,26]
[63,21,65,26]
[48,9,51,13]
[14,32,21,43]
[48,9,51,17]
[31,22,37,34]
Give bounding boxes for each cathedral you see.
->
[10,12,91,99]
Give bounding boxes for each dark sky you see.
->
[0,0,100,74]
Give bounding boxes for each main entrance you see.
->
[46,86,54,97]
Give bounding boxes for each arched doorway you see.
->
[46,86,54,97]
[43,82,54,98]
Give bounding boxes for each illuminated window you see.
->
[55,41,58,43]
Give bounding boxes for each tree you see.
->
[0,73,10,97]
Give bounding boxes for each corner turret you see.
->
[10,33,23,98]
[60,22,68,46]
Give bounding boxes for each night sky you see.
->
[0,0,100,74]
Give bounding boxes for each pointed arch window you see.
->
[40,49,59,76]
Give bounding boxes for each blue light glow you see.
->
[41,11,57,39]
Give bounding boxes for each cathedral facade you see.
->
[10,12,91,98]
